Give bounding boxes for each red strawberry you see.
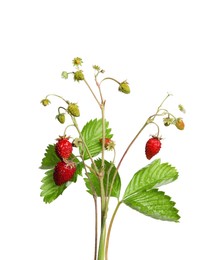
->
[145,137,161,160]
[99,138,115,151]
[55,136,73,159]
[53,161,76,186]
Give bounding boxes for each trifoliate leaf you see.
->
[40,144,60,169]
[84,159,121,198]
[123,189,180,222]
[123,159,178,200]
[80,119,113,160]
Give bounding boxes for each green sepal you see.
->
[80,118,113,160]
[123,189,180,222]
[84,159,121,198]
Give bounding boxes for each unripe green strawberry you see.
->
[55,136,73,159]
[41,98,51,106]
[67,103,80,117]
[56,113,65,124]
[53,161,76,186]
[118,81,130,94]
[74,70,84,81]
[175,118,185,130]
[145,137,161,160]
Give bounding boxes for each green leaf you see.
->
[40,161,82,203]
[84,159,121,198]
[80,118,113,160]
[40,144,60,169]
[123,159,178,200]
[123,189,180,222]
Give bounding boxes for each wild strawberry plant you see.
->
[40,57,185,260]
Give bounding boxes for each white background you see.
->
[1,0,222,259]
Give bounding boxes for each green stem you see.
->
[100,77,120,86]
[99,177,106,214]
[95,76,104,103]
[45,94,68,103]
[108,122,148,200]
[97,220,107,260]
[58,106,67,114]
[81,160,98,260]
[93,195,98,260]
[97,168,107,260]
[98,97,107,260]
[83,79,101,107]
[101,102,106,177]
[63,124,74,136]
[149,121,160,136]
[105,201,122,260]
[71,116,99,174]
[106,148,116,196]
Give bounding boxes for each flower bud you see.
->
[56,113,65,124]
[41,98,51,106]
[175,118,185,130]
[61,71,69,79]
[178,104,186,113]
[118,81,130,94]
[74,70,84,82]
[67,103,80,117]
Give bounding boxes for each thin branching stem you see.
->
[105,201,122,260]
[83,79,101,107]
[100,77,120,86]
[105,93,172,259]
[107,122,147,201]
[105,148,116,197]
[63,124,74,136]
[71,116,99,174]
[45,93,68,103]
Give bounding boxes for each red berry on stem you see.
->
[55,136,73,159]
[145,137,161,160]
[53,161,76,186]
[99,138,115,150]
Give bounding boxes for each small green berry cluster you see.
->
[60,57,130,94]
[40,96,80,125]
[41,57,132,127]
[162,104,185,130]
